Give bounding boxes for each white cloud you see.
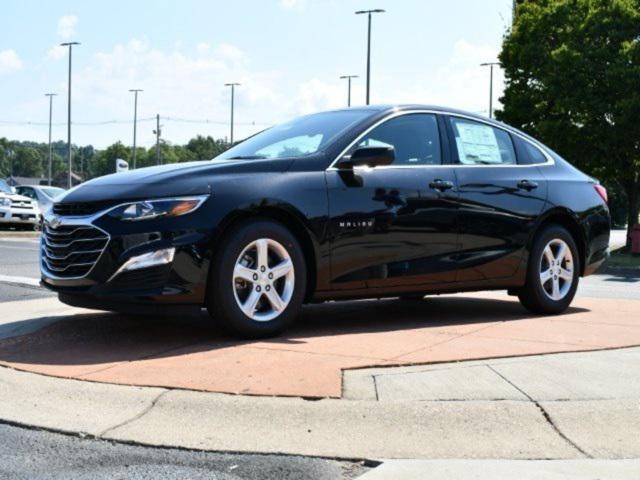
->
[67,39,284,145]
[196,42,210,54]
[57,15,78,38]
[292,78,345,114]
[0,49,23,74]
[279,0,304,10]
[378,39,503,116]
[47,45,67,60]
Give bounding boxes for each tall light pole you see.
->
[480,62,500,119]
[224,83,240,144]
[60,41,80,189]
[129,89,143,169]
[44,93,57,186]
[355,9,384,105]
[339,75,359,107]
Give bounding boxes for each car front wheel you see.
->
[207,219,307,338]
[518,225,580,315]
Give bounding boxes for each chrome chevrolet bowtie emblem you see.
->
[48,216,61,229]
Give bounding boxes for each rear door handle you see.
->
[429,179,454,191]
[517,180,538,191]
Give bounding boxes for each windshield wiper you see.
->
[226,155,268,160]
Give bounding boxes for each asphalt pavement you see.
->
[0,238,41,279]
[0,423,366,480]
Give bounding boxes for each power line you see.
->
[0,116,272,127]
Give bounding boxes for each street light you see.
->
[480,62,500,119]
[224,82,240,144]
[129,89,143,169]
[355,9,385,105]
[339,75,359,107]
[44,93,57,186]
[60,41,80,188]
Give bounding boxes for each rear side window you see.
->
[513,135,547,165]
[449,117,516,165]
[357,114,442,166]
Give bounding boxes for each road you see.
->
[0,423,365,480]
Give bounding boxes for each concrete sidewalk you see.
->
[358,460,640,479]
[1,346,639,460]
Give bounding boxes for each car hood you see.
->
[0,192,33,203]
[58,158,295,204]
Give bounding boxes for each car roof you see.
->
[326,104,511,128]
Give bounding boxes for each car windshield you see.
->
[0,180,12,194]
[215,110,372,161]
[40,186,65,199]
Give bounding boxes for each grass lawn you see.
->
[608,248,640,269]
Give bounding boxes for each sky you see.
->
[0,0,513,149]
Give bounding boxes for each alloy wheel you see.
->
[539,238,574,301]
[232,238,295,322]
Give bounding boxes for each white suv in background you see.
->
[0,180,41,230]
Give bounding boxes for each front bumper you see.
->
[0,206,40,224]
[40,209,213,308]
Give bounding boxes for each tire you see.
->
[518,225,580,315]
[206,218,307,338]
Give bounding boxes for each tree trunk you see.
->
[625,181,640,250]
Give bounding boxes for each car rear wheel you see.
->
[518,225,580,315]
[207,219,306,338]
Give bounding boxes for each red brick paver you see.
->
[0,293,638,397]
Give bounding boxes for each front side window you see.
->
[356,114,441,166]
[0,180,12,194]
[215,110,372,161]
[449,117,516,166]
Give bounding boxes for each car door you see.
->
[326,112,459,291]
[445,115,548,282]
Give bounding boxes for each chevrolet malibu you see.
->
[41,105,611,338]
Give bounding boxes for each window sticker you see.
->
[454,121,502,164]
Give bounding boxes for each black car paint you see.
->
[42,105,610,312]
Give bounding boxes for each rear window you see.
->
[513,135,549,165]
[449,117,516,165]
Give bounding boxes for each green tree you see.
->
[12,146,44,177]
[89,141,130,178]
[498,0,640,247]
[186,135,229,160]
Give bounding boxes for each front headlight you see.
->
[0,197,10,207]
[107,195,208,221]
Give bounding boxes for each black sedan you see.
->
[41,105,610,337]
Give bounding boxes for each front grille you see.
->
[41,224,109,278]
[53,201,114,217]
[11,199,32,208]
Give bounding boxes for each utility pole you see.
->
[339,75,359,107]
[60,41,80,189]
[129,89,143,169]
[480,62,500,118]
[224,82,240,144]
[355,9,385,105]
[45,93,57,186]
[153,114,161,165]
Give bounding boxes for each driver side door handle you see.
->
[517,180,538,191]
[429,179,454,192]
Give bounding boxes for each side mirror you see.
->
[338,146,395,169]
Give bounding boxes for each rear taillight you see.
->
[594,184,608,203]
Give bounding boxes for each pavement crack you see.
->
[486,365,592,458]
[372,375,380,401]
[98,389,169,438]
